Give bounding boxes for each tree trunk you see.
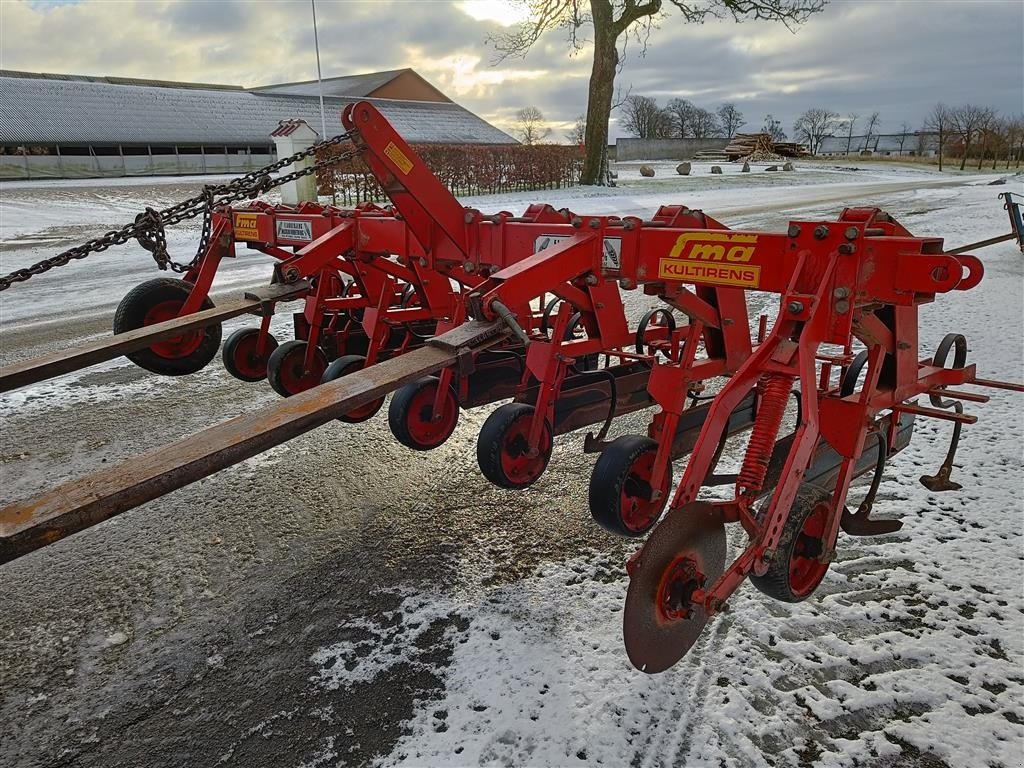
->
[580,6,618,186]
[937,135,943,171]
[959,139,969,171]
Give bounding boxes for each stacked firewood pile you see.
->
[724,133,808,162]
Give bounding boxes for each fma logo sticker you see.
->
[659,232,761,288]
[233,213,259,241]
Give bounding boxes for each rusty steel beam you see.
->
[0,283,308,394]
[0,321,507,564]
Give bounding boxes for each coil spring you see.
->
[737,374,796,495]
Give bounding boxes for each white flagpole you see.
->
[311,0,328,140]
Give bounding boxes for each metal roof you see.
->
[0,73,516,147]
[251,69,411,98]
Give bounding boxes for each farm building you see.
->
[0,69,515,180]
[817,132,940,157]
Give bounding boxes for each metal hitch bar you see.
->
[0,282,309,394]
[0,321,508,564]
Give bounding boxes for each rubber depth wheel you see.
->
[388,376,460,450]
[321,354,385,423]
[266,339,328,397]
[749,484,833,603]
[477,402,553,489]
[589,435,671,537]
[222,328,279,382]
[113,277,221,375]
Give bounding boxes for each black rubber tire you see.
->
[113,277,221,375]
[222,328,279,382]
[749,484,833,603]
[267,339,328,397]
[388,376,460,450]
[589,435,671,538]
[322,354,385,423]
[476,402,553,489]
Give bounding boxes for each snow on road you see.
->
[1,164,1021,768]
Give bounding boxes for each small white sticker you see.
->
[533,234,621,270]
[275,219,313,242]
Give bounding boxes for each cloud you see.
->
[1,0,1021,141]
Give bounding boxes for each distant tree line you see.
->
[791,104,1023,168]
[618,96,747,140]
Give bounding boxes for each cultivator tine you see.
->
[0,322,506,563]
[0,283,308,393]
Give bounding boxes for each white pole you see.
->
[311,0,328,141]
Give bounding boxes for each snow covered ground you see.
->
[0,163,1021,768]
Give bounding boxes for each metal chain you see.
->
[0,132,357,291]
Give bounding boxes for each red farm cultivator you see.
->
[1,104,1022,673]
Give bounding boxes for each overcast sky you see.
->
[2,0,1022,141]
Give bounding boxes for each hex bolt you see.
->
[787,224,801,238]
[835,300,850,314]
[619,278,635,290]
[623,220,636,231]
[464,212,475,224]
[463,261,476,274]
[418,257,428,267]
[844,226,859,241]
[762,548,775,563]
[283,266,300,283]
[788,301,805,314]
[571,217,583,228]
[813,225,829,240]
[833,287,850,299]
[838,243,856,255]
[585,274,599,285]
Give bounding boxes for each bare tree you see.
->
[565,114,587,145]
[843,113,859,154]
[514,106,552,145]
[862,111,880,152]
[666,97,695,138]
[793,107,838,155]
[924,103,951,171]
[1004,116,1024,169]
[949,103,995,170]
[763,114,786,142]
[621,95,672,139]
[896,121,913,156]
[717,102,745,137]
[690,107,721,139]
[489,0,827,185]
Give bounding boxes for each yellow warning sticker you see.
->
[233,212,260,241]
[384,141,414,175]
[658,260,761,289]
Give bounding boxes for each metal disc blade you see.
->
[623,501,727,674]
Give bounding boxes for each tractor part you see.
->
[589,435,671,538]
[623,501,727,673]
[748,484,834,602]
[322,355,387,423]
[634,308,677,358]
[919,333,969,492]
[0,321,509,563]
[476,402,554,489]
[388,375,460,450]
[112,278,222,375]
[221,327,280,382]
[266,340,329,397]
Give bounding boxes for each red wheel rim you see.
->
[655,554,704,624]
[789,501,829,597]
[231,332,273,379]
[620,449,666,533]
[145,300,204,359]
[499,411,551,485]
[278,346,326,394]
[405,382,458,447]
